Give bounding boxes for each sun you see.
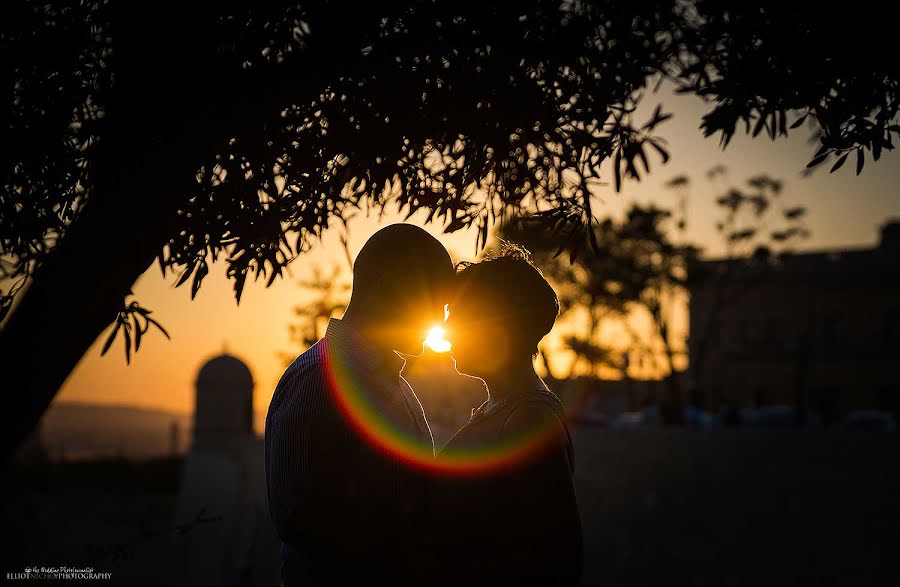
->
[424,325,452,353]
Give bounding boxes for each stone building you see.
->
[688,221,900,424]
[173,353,279,587]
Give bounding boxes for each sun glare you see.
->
[424,325,452,353]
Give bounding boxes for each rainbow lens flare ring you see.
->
[323,347,568,476]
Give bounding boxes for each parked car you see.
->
[684,406,722,428]
[739,405,823,429]
[838,410,897,431]
[610,406,660,429]
[572,411,609,427]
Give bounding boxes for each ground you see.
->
[5,430,900,585]
[574,429,900,586]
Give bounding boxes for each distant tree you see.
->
[593,206,699,423]
[503,204,699,424]
[280,229,352,363]
[559,337,622,380]
[2,1,898,452]
[495,220,625,379]
[280,264,350,364]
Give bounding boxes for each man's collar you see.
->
[324,317,405,374]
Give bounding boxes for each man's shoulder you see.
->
[268,340,331,416]
[282,338,329,380]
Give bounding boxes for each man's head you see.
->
[344,224,455,354]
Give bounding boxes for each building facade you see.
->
[688,222,900,424]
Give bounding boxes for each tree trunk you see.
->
[655,301,684,426]
[660,346,684,426]
[0,138,197,459]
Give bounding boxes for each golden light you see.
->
[424,325,452,353]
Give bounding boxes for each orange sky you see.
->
[55,86,900,429]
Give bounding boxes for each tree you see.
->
[280,229,352,362]
[281,264,350,360]
[607,207,699,422]
[502,205,699,424]
[495,220,623,380]
[2,1,898,453]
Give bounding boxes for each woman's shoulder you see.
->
[502,390,575,470]
[447,391,560,440]
[504,389,565,421]
[501,390,569,440]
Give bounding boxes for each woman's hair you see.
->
[454,242,559,356]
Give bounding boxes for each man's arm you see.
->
[267,364,432,583]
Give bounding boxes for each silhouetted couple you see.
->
[265,224,582,586]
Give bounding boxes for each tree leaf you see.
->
[147,317,171,339]
[175,264,195,288]
[649,140,670,164]
[613,149,622,192]
[100,322,120,356]
[191,261,209,300]
[789,112,807,129]
[752,114,767,137]
[134,316,143,351]
[124,329,132,364]
[806,153,829,168]
[829,153,848,173]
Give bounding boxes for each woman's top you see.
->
[433,379,583,587]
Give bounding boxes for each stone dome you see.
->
[193,353,254,443]
[196,354,254,391]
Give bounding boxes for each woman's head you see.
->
[448,243,558,377]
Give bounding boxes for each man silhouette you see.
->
[265,224,455,586]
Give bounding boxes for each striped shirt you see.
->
[264,318,435,586]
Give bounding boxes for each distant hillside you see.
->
[29,401,271,461]
[39,402,193,460]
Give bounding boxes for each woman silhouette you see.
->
[436,244,583,587]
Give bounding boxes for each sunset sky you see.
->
[55,85,900,429]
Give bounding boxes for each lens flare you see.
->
[424,325,451,352]
[323,338,569,476]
